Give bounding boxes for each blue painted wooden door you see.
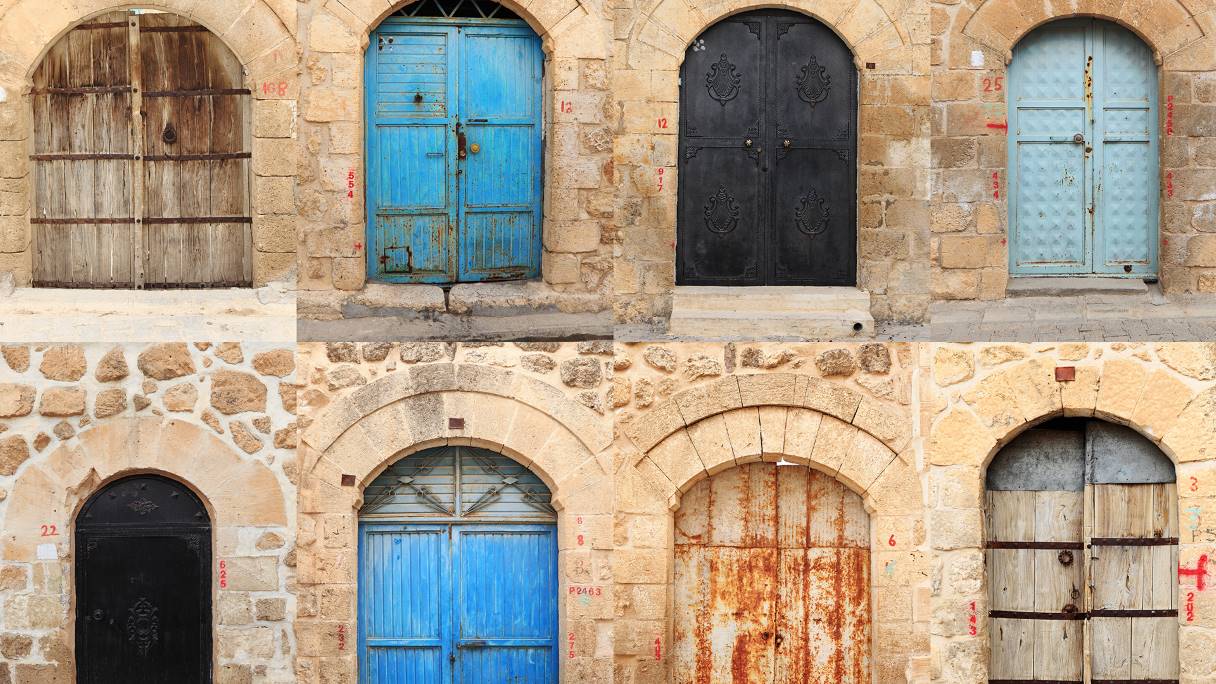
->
[359,524,557,683]
[1009,19,1158,277]
[366,18,543,283]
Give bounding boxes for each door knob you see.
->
[470,143,480,154]
[91,609,104,621]
[783,139,792,148]
[1073,133,1085,144]
[1058,550,1074,566]
[744,139,753,148]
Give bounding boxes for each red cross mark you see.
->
[1180,554,1209,591]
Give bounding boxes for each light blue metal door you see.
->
[1009,19,1158,277]
[366,9,543,283]
[358,447,558,683]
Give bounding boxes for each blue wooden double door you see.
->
[1009,19,1159,277]
[358,447,558,683]
[366,16,544,283]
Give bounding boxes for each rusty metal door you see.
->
[676,10,857,286]
[31,10,251,288]
[986,421,1178,683]
[365,1,543,284]
[673,463,870,684]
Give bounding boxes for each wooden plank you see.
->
[988,490,1036,681]
[128,12,145,288]
[1033,490,1085,680]
[1090,616,1131,680]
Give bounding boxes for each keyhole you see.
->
[162,123,178,145]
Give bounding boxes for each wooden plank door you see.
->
[30,10,250,288]
[673,463,870,684]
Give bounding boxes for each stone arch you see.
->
[959,0,1205,62]
[628,0,909,67]
[0,1,296,83]
[1,416,287,563]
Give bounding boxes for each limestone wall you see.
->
[930,0,1216,298]
[0,1,300,287]
[295,341,615,683]
[613,342,931,684]
[612,1,933,325]
[0,342,298,683]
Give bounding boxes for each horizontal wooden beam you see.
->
[143,88,250,98]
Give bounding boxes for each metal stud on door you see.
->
[1009,19,1158,277]
[365,5,543,284]
[358,447,558,683]
[677,10,857,286]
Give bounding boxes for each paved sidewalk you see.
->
[927,295,1216,342]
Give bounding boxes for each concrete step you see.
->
[1006,277,1150,298]
[668,286,874,340]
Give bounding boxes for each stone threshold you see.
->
[1006,276,1152,298]
[665,285,875,341]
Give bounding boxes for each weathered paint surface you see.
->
[1009,19,1158,277]
[673,463,871,684]
[365,14,543,284]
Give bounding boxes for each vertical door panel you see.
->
[677,17,765,286]
[455,526,557,682]
[358,526,450,683]
[674,463,870,684]
[1095,23,1158,274]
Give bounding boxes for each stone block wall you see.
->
[0,342,299,683]
[930,0,1216,299]
[612,1,932,325]
[613,342,932,684]
[925,342,1216,683]
[294,341,615,683]
[0,0,300,287]
[295,0,614,311]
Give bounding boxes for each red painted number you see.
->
[657,167,665,191]
[219,560,228,589]
[657,117,668,129]
[576,516,584,525]
[1167,172,1175,199]
[347,169,356,199]
[1187,591,1196,622]
[982,76,1004,92]
[261,81,288,97]
[559,100,573,114]
[968,601,978,636]
[40,524,57,537]
[992,171,1000,200]
[577,534,585,546]
[337,624,347,650]
[1167,95,1175,136]
[567,631,576,659]
[568,586,603,596]
[1191,476,1199,492]
[654,637,662,660]
[887,534,896,547]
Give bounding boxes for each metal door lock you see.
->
[1073,133,1085,144]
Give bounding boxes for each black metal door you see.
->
[678,10,857,286]
[76,475,211,684]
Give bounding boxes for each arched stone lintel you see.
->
[303,363,610,457]
[960,0,1205,64]
[0,1,297,83]
[635,404,922,518]
[631,0,908,69]
[1,417,287,562]
[929,359,1216,474]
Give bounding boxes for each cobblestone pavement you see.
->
[922,295,1216,342]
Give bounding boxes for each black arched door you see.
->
[678,10,857,286]
[76,475,211,683]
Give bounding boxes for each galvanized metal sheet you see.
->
[1009,19,1158,277]
[673,463,870,684]
[366,15,542,284]
[986,428,1085,492]
[1087,422,1175,485]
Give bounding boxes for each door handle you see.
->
[774,633,785,648]
[744,138,753,148]
[90,609,104,621]
[456,123,467,160]
[469,143,480,155]
[1073,133,1085,144]
[459,640,488,648]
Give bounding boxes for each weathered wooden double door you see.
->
[357,447,558,682]
[75,475,212,683]
[677,10,857,286]
[987,421,1178,683]
[1009,19,1159,277]
[31,11,251,288]
[365,2,543,283]
[673,463,871,684]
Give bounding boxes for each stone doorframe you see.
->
[933,0,1216,299]
[0,417,290,679]
[0,0,299,287]
[617,373,929,682]
[927,355,1216,683]
[615,0,930,324]
[300,0,609,293]
[296,362,613,681]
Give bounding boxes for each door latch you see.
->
[460,640,487,648]
[456,123,467,160]
[1073,133,1085,144]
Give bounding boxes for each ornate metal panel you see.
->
[678,10,857,286]
[358,447,558,682]
[76,475,211,683]
[1009,19,1158,277]
[366,14,542,283]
